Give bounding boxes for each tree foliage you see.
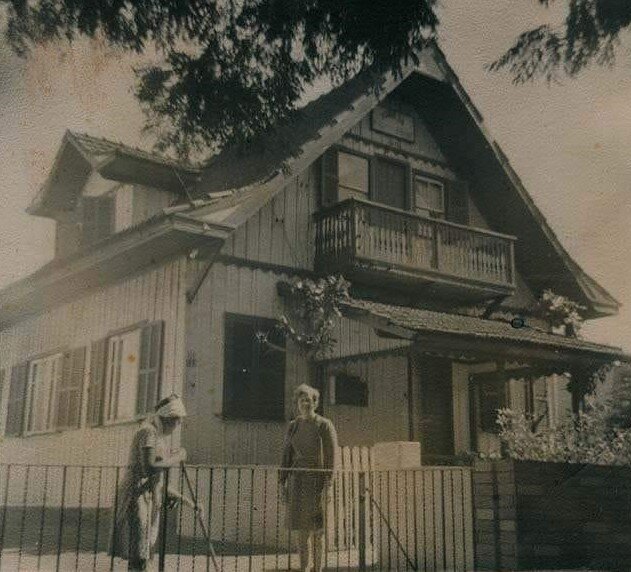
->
[490,0,631,83]
[2,0,437,156]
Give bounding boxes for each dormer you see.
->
[27,131,201,259]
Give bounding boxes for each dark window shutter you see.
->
[320,149,339,208]
[223,314,286,421]
[375,158,407,210]
[0,369,5,429]
[87,338,108,426]
[5,363,29,437]
[56,347,86,429]
[446,179,470,225]
[136,321,164,416]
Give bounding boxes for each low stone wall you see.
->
[473,458,631,570]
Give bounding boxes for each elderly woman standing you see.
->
[110,394,198,571]
[281,384,339,572]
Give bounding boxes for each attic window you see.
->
[414,176,444,218]
[338,152,369,201]
[82,195,114,246]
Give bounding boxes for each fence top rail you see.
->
[0,462,472,473]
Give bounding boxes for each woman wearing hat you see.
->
[280,384,339,572]
[110,394,200,571]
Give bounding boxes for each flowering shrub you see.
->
[274,275,350,359]
[497,396,631,466]
[537,289,586,337]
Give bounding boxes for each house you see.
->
[0,43,625,469]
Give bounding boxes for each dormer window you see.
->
[82,194,114,246]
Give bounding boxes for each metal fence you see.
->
[0,463,474,571]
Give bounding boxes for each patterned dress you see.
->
[281,415,338,531]
[109,418,166,565]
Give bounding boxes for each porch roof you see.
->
[342,299,629,364]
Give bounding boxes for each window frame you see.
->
[336,149,371,201]
[223,313,287,422]
[24,351,65,436]
[412,173,446,218]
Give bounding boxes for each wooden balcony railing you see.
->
[315,199,516,292]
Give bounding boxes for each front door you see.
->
[418,356,454,461]
[374,157,407,210]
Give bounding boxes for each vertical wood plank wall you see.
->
[220,167,319,269]
[0,257,188,466]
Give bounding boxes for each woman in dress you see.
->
[280,384,339,572]
[110,394,199,571]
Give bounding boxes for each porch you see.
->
[314,199,516,301]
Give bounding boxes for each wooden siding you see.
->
[321,355,411,447]
[183,260,409,465]
[220,166,319,269]
[347,101,448,166]
[0,257,187,466]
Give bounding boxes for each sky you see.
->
[0,2,630,349]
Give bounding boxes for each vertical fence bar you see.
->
[17,465,31,570]
[221,468,227,572]
[0,465,11,570]
[206,467,214,572]
[38,466,50,570]
[93,467,103,571]
[358,471,367,572]
[176,466,185,571]
[110,467,120,572]
[262,468,268,570]
[159,468,170,572]
[192,467,200,572]
[56,466,68,572]
[412,470,419,571]
[235,468,242,571]
[75,466,85,571]
[248,468,254,572]
[275,469,280,572]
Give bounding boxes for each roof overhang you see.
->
[341,299,629,367]
[0,214,234,328]
[28,131,201,218]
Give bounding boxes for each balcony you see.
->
[314,199,516,301]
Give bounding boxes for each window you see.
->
[55,348,87,430]
[329,373,368,407]
[414,176,444,218]
[25,353,64,435]
[223,314,286,421]
[526,377,549,430]
[82,194,114,246]
[96,321,163,425]
[374,158,407,209]
[338,152,369,201]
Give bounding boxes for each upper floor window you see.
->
[338,151,369,201]
[82,194,114,246]
[414,175,444,218]
[223,314,286,421]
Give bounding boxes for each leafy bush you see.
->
[537,289,586,338]
[497,397,631,466]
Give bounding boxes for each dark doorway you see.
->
[418,355,454,461]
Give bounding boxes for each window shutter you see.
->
[136,321,164,416]
[320,149,339,207]
[56,347,86,429]
[446,179,470,225]
[87,338,108,426]
[5,363,29,436]
[0,368,5,429]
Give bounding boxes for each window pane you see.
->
[27,355,62,434]
[106,330,141,422]
[338,152,369,198]
[414,177,444,215]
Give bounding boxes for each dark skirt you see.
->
[286,469,327,531]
